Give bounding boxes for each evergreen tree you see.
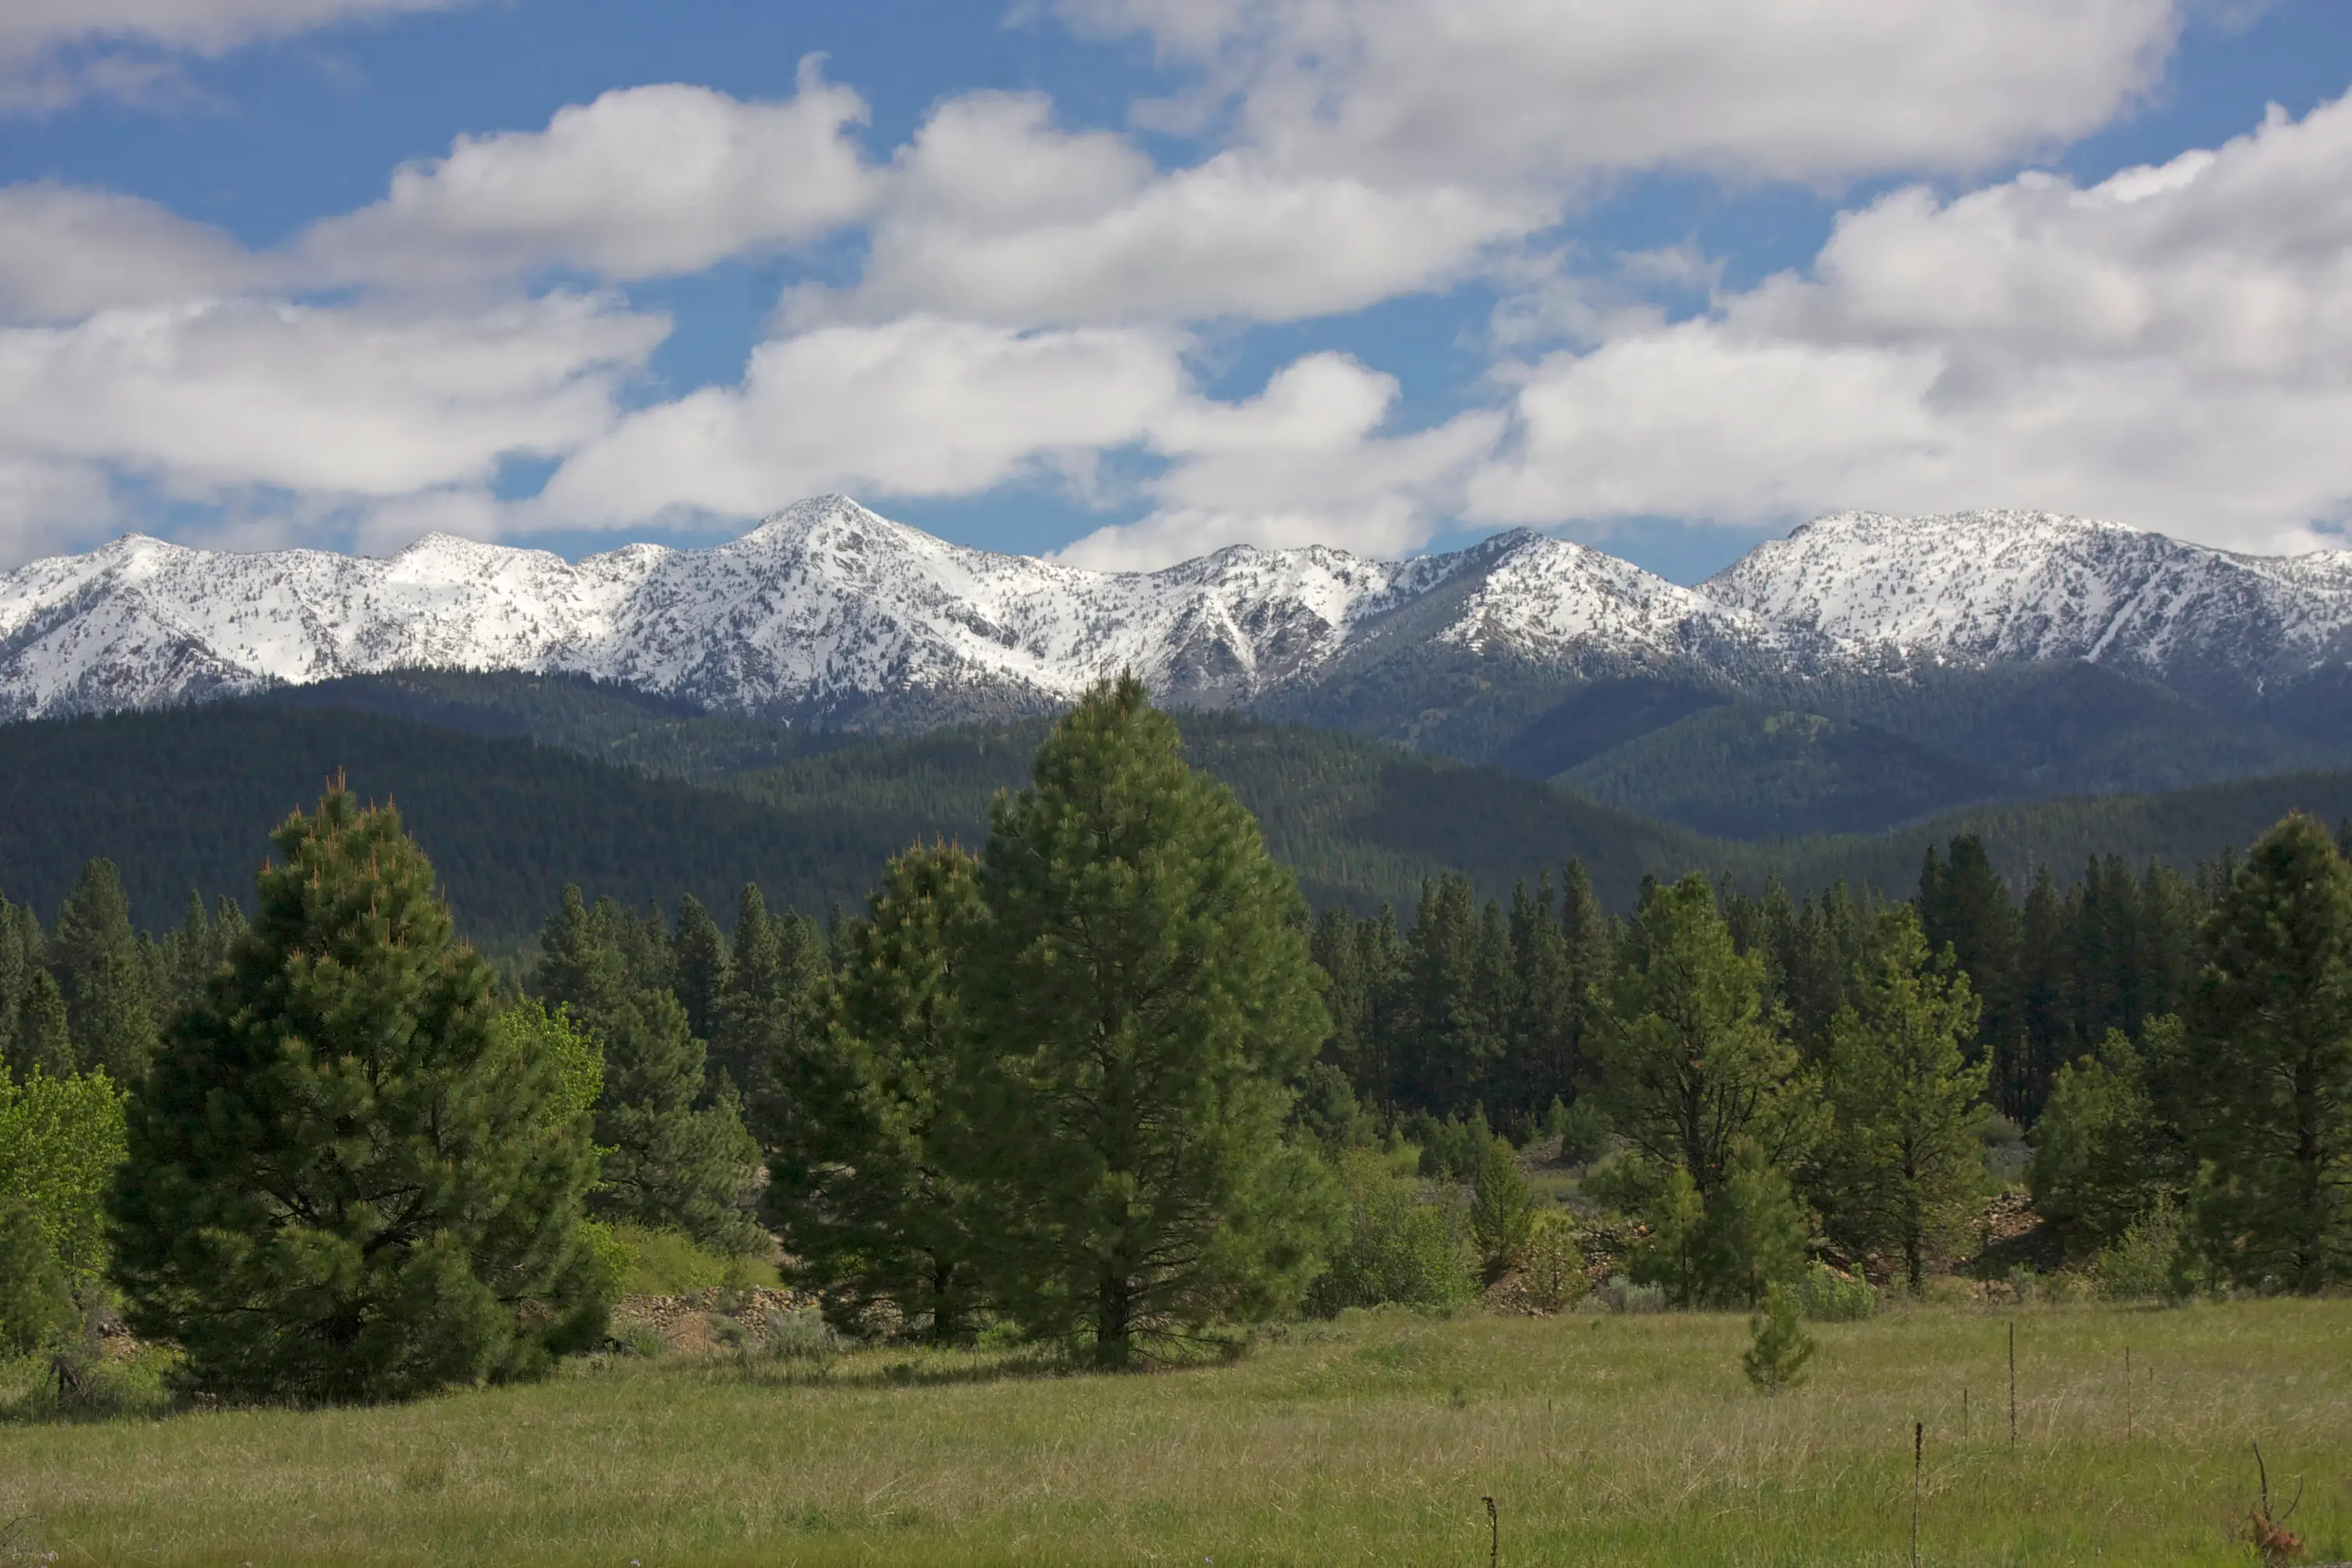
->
[1502,875,1578,1125]
[961,677,1334,1364]
[49,857,155,1081]
[1598,874,1814,1197]
[533,884,629,1023]
[2182,814,2352,1292]
[12,970,75,1082]
[1468,1134,1534,1277]
[1395,875,1503,1112]
[1817,910,1990,1292]
[2029,1023,2179,1254]
[0,895,35,1072]
[592,986,765,1255]
[768,844,988,1341]
[670,893,730,1044]
[1703,1142,1811,1307]
[1918,835,2020,1095]
[111,785,606,1403]
[1311,904,1370,1085]
[2016,865,2071,1120]
[712,884,827,1108]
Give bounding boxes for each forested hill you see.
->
[9,679,2352,945]
[0,698,1702,936]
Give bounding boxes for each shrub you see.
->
[1520,1212,1588,1313]
[1408,1106,1493,1183]
[1553,1097,1612,1169]
[765,1306,843,1361]
[1594,1274,1665,1313]
[1791,1261,1876,1322]
[1307,1151,1478,1314]
[2096,1198,2191,1303]
[1743,1282,1816,1393]
[603,1224,778,1297]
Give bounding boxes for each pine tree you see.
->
[1598,874,1815,1197]
[1703,1141,1812,1307]
[0,894,35,1073]
[2030,1024,2178,1253]
[712,884,827,1108]
[961,677,1334,1364]
[1397,875,1503,1112]
[1742,1281,1815,1392]
[1818,910,1990,1292]
[1918,835,2020,1095]
[111,785,606,1403]
[48,857,155,1082]
[768,844,988,1341]
[12,970,75,1082]
[2016,866,2071,1119]
[534,885,630,1023]
[591,986,765,1254]
[671,893,730,1045]
[2183,814,2352,1292]
[1468,1134,1535,1277]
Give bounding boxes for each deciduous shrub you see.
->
[1308,1151,1478,1314]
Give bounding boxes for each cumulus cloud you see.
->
[1468,90,2352,554]
[533,317,1194,527]
[1058,0,2182,185]
[1057,353,1505,566]
[0,0,469,111]
[304,63,878,289]
[0,185,273,321]
[791,92,1538,327]
[0,294,661,540]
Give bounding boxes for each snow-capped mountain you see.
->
[0,495,1747,724]
[6,497,2352,729]
[1705,509,2352,700]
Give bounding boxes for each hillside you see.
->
[0,696,1704,938]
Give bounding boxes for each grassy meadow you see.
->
[5,1298,2349,1566]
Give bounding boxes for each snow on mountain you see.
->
[0,495,1729,723]
[1703,509,2352,696]
[9,497,2351,727]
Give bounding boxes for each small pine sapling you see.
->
[1469,1135,1535,1279]
[1742,1281,1816,1393]
[1520,1211,1587,1312]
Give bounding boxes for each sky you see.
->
[1,2,2349,582]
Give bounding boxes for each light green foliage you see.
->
[1742,1281,1816,1392]
[2183,814,2352,1292]
[110,786,608,1404]
[1599,874,1816,1197]
[1307,1150,1478,1314]
[768,844,990,1342]
[1468,1134,1535,1275]
[2095,1197,2190,1303]
[1819,909,1991,1291]
[594,1223,778,1298]
[962,679,1338,1362]
[494,997,604,1127]
[1520,1211,1587,1312]
[2030,1024,2175,1253]
[0,1065,127,1285]
[1791,1261,1876,1321]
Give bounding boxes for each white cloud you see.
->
[533,317,1194,527]
[0,0,469,112]
[792,91,1538,327]
[1469,90,2352,554]
[0,294,662,514]
[1058,353,1504,566]
[302,63,878,289]
[0,184,272,321]
[1058,0,2183,185]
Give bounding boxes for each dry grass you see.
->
[2,1298,2348,1565]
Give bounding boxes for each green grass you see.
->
[3,1300,2348,1566]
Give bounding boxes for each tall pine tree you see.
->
[111,785,606,1403]
[960,677,1334,1364]
[2183,814,2352,1292]
[49,858,155,1082]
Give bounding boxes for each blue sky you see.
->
[1,1,2349,581]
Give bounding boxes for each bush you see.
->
[1520,1212,1588,1313]
[2095,1198,2190,1303]
[603,1224,778,1297]
[1405,1107,1493,1183]
[1552,1097,1612,1169]
[1307,1151,1478,1315]
[1594,1274,1665,1313]
[765,1305,844,1361]
[1791,1261,1876,1322]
